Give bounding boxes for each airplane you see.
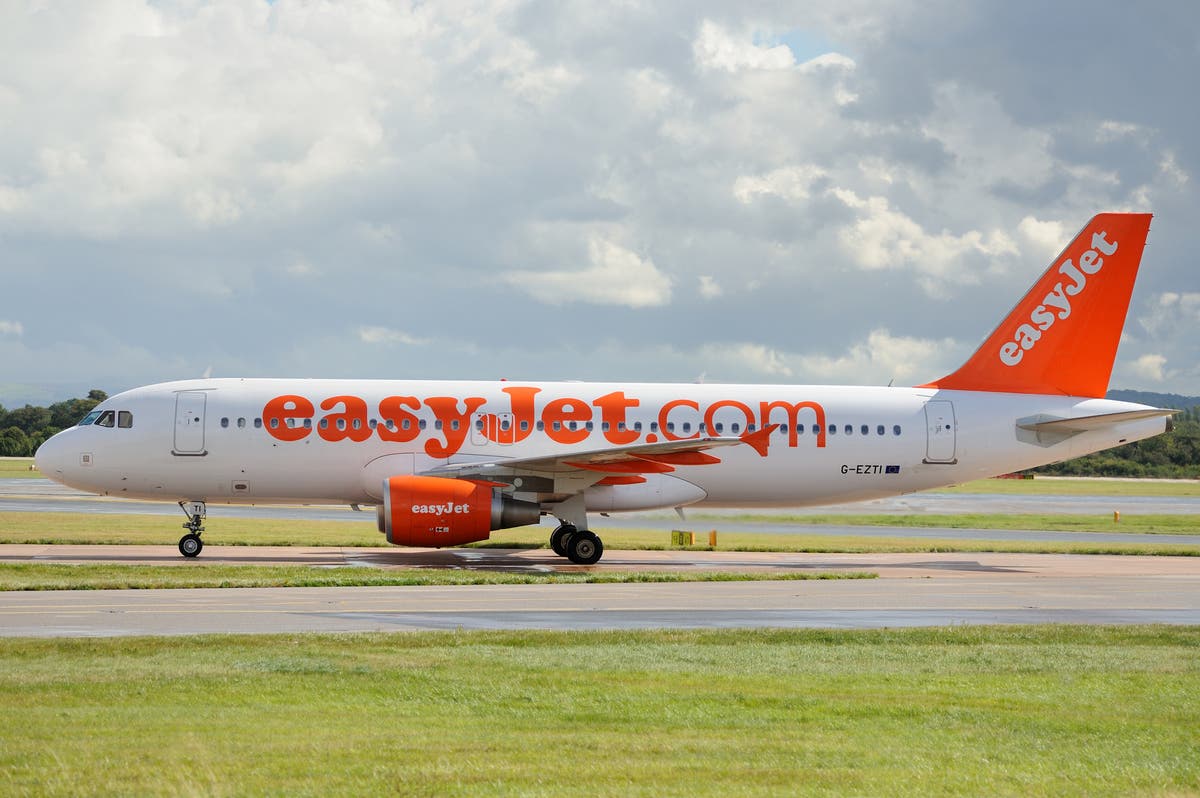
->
[34,212,1175,564]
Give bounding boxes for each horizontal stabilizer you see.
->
[1016,408,1177,447]
[1017,408,1177,434]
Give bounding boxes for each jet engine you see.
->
[376,475,541,547]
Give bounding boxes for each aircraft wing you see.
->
[422,428,775,480]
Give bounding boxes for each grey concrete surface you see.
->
[1,550,1198,637]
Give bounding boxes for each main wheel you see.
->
[566,530,603,565]
[179,533,203,558]
[550,524,576,557]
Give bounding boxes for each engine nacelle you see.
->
[376,475,541,547]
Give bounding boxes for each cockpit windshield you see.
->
[78,411,102,426]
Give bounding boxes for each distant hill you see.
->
[1106,389,1200,409]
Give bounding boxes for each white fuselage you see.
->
[34,378,1168,513]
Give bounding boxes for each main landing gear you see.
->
[177,500,206,558]
[549,523,604,565]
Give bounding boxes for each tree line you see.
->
[1028,406,1200,479]
[0,390,107,456]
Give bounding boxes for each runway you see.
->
[4,478,1200,545]
[2,549,1198,636]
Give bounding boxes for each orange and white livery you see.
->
[35,213,1174,563]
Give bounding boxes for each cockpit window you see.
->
[96,410,116,428]
[118,411,133,429]
[78,411,102,426]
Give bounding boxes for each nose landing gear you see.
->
[177,500,206,558]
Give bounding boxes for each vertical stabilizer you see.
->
[919,213,1152,398]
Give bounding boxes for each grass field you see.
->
[0,457,39,479]
[2,511,1197,557]
[0,563,874,591]
[0,626,1196,796]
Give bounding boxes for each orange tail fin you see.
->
[918,213,1152,398]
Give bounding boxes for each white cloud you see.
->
[796,329,960,385]
[1016,216,1066,260]
[693,21,795,73]
[698,275,723,299]
[358,326,428,346]
[502,237,672,308]
[733,165,826,203]
[833,192,1019,295]
[1130,353,1167,382]
[700,343,793,377]
[0,321,23,337]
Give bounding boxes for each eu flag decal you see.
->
[885,465,901,475]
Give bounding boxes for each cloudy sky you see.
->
[1,0,1197,406]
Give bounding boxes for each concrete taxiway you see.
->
[1,549,1198,636]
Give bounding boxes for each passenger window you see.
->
[434,420,443,430]
[419,419,427,430]
[237,418,246,429]
[828,424,836,435]
[666,422,675,432]
[780,424,789,434]
[568,422,577,431]
[844,425,852,435]
[303,419,312,429]
[451,420,460,431]
[352,419,361,430]
[731,423,740,433]
[812,424,820,435]
[369,419,378,429]
[602,422,610,432]
[118,411,133,429]
[521,421,529,431]
[682,422,691,433]
[715,423,724,433]
[634,421,643,432]
[893,425,902,435]
[337,419,347,431]
[877,425,885,436]
[220,417,230,428]
[536,421,545,431]
[96,410,115,428]
[861,425,868,436]
[747,424,756,433]
[319,419,329,430]
[269,418,279,429]
[553,421,561,431]
[401,419,410,430]
[475,419,484,430]
[254,418,263,429]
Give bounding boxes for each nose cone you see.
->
[34,431,71,485]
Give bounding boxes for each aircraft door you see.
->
[924,400,956,464]
[174,391,207,455]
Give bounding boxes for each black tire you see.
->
[566,530,603,565]
[179,533,203,558]
[550,524,576,557]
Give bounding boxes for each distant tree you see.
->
[5,405,51,435]
[0,427,30,457]
[87,389,108,402]
[48,396,101,430]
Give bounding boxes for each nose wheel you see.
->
[177,501,206,558]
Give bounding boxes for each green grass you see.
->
[0,457,39,479]
[0,626,1196,796]
[0,563,874,591]
[944,476,1200,496]
[1,512,1197,556]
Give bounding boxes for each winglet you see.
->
[918,213,1152,398]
